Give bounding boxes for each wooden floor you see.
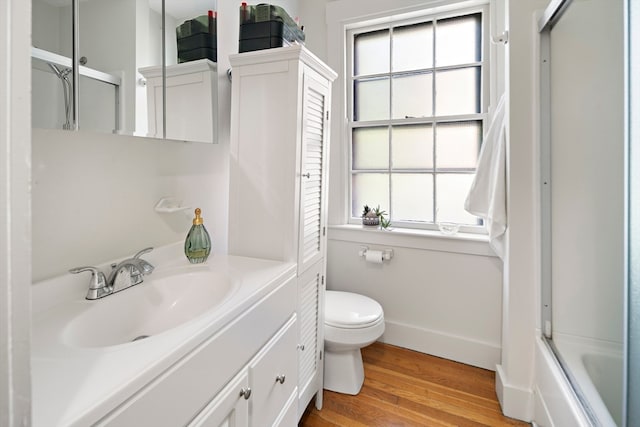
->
[299,342,529,427]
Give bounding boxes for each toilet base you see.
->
[323,348,365,395]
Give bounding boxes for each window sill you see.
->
[327,224,497,257]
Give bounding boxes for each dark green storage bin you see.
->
[177,11,217,63]
[238,4,304,53]
[178,47,217,63]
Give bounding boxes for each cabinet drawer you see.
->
[98,276,296,427]
[249,315,298,427]
[189,369,249,427]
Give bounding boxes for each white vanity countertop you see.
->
[31,243,296,427]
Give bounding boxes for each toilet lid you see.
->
[325,291,383,329]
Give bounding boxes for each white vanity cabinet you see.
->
[97,276,297,427]
[191,315,298,427]
[228,45,337,419]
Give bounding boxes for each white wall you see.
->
[299,0,329,61]
[31,130,227,281]
[327,233,503,370]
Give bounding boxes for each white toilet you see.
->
[323,290,385,395]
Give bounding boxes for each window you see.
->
[347,6,489,230]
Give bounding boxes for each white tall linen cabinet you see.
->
[228,46,337,420]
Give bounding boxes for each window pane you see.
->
[354,77,389,121]
[392,22,433,72]
[353,127,389,170]
[392,173,433,222]
[392,72,432,119]
[435,121,481,169]
[435,13,481,67]
[392,125,433,169]
[436,174,478,224]
[435,67,480,116]
[354,29,390,75]
[352,173,390,217]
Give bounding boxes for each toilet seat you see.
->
[325,291,383,329]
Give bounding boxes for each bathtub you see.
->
[552,333,623,427]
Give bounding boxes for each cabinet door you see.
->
[189,370,249,427]
[249,316,297,427]
[273,391,298,427]
[297,259,324,417]
[297,70,331,275]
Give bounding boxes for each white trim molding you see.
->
[495,364,535,421]
[382,320,501,371]
[329,224,495,257]
[1,0,33,425]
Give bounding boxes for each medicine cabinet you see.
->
[31,0,218,144]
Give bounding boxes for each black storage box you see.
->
[178,33,216,51]
[239,20,301,53]
[178,47,217,63]
[177,13,217,63]
[238,4,304,53]
[239,36,291,53]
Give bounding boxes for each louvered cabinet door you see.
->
[296,259,323,416]
[297,71,330,275]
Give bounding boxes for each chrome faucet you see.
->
[70,247,154,300]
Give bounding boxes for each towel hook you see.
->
[491,30,509,45]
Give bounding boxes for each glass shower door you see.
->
[540,1,627,425]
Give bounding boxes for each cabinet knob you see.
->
[239,387,251,400]
[302,172,311,179]
[275,375,286,384]
[297,344,305,351]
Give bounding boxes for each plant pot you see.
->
[362,216,380,226]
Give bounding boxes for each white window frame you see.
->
[344,3,490,233]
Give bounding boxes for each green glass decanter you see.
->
[184,208,211,264]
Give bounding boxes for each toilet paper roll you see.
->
[365,249,384,264]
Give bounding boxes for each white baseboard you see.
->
[496,364,534,421]
[378,320,501,371]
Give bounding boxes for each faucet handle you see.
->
[133,247,154,275]
[69,266,110,299]
[69,266,107,289]
[133,247,153,259]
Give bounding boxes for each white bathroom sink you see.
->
[61,267,237,348]
[31,244,297,427]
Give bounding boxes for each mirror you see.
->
[31,0,218,143]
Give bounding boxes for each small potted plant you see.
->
[361,204,379,226]
[374,206,391,230]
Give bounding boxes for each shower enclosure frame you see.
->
[31,46,122,132]
[537,4,600,422]
[626,1,639,423]
[538,0,634,425]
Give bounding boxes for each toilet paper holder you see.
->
[358,246,394,261]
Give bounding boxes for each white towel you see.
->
[464,95,507,259]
